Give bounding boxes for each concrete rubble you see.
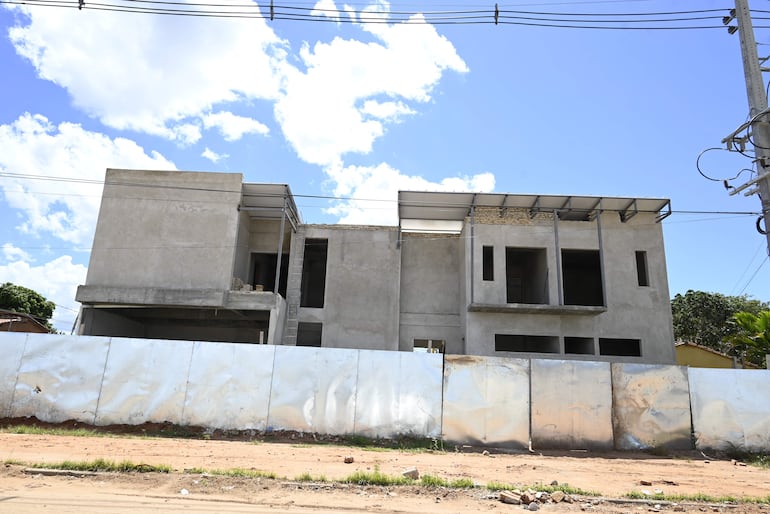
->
[498,487,576,507]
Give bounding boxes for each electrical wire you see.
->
[738,254,768,295]
[0,0,757,29]
[696,148,755,182]
[2,170,766,217]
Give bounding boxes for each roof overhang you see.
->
[398,191,671,232]
[240,183,301,230]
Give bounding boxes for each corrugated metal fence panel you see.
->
[267,346,358,435]
[611,363,692,450]
[95,337,194,426]
[354,350,442,439]
[689,368,770,452]
[442,355,529,448]
[11,334,110,423]
[531,359,613,450]
[0,333,28,418]
[183,342,276,430]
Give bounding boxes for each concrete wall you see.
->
[597,213,674,363]
[398,234,463,354]
[84,169,242,291]
[463,210,674,364]
[298,226,401,351]
[4,333,768,452]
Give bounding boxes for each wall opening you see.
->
[495,334,559,353]
[482,246,494,281]
[636,250,649,287]
[599,338,641,356]
[300,239,328,308]
[297,322,323,347]
[505,248,548,304]
[565,336,594,355]
[561,249,603,306]
[413,338,445,353]
[250,253,289,297]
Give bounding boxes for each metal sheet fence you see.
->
[442,355,529,448]
[689,368,770,452]
[531,360,614,450]
[2,333,770,451]
[611,363,692,451]
[0,333,28,418]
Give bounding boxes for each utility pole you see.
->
[728,0,770,254]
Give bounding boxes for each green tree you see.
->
[671,290,768,353]
[728,311,770,368]
[0,282,55,330]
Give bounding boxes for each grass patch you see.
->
[419,474,449,487]
[295,472,328,482]
[342,466,414,486]
[486,481,597,496]
[341,435,444,453]
[206,468,277,479]
[747,454,770,469]
[27,458,171,473]
[625,491,743,503]
[1,425,101,438]
[419,475,476,488]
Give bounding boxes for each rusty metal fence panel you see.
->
[95,337,194,426]
[531,359,613,450]
[442,355,529,448]
[11,334,110,423]
[183,342,276,430]
[612,363,692,450]
[689,368,770,452]
[267,346,359,435]
[354,350,443,439]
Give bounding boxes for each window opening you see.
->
[635,251,649,287]
[565,336,594,355]
[297,322,323,347]
[482,246,494,281]
[561,249,603,306]
[251,253,289,297]
[495,334,559,353]
[413,339,445,353]
[505,248,548,304]
[300,239,328,308]
[599,338,641,356]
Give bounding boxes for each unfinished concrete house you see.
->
[76,168,676,363]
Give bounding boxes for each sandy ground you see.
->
[1,432,769,513]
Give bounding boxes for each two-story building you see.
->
[76,168,675,363]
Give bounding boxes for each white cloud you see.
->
[0,255,88,332]
[6,3,285,142]
[360,100,415,121]
[0,113,176,244]
[202,147,229,163]
[2,243,30,262]
[274,8,468,166]
[325,162,495,225]
[202,111,269,141]
[171,123,202,145]
[311,0,341,22]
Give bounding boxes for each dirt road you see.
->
[1,432,768,513]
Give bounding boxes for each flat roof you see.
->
[398,191,671,223]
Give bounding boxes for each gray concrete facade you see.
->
[77,169,675,364]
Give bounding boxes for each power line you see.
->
[1,170,764,216]
[2,0,760,29]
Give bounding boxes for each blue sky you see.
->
[1,0,768,332]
